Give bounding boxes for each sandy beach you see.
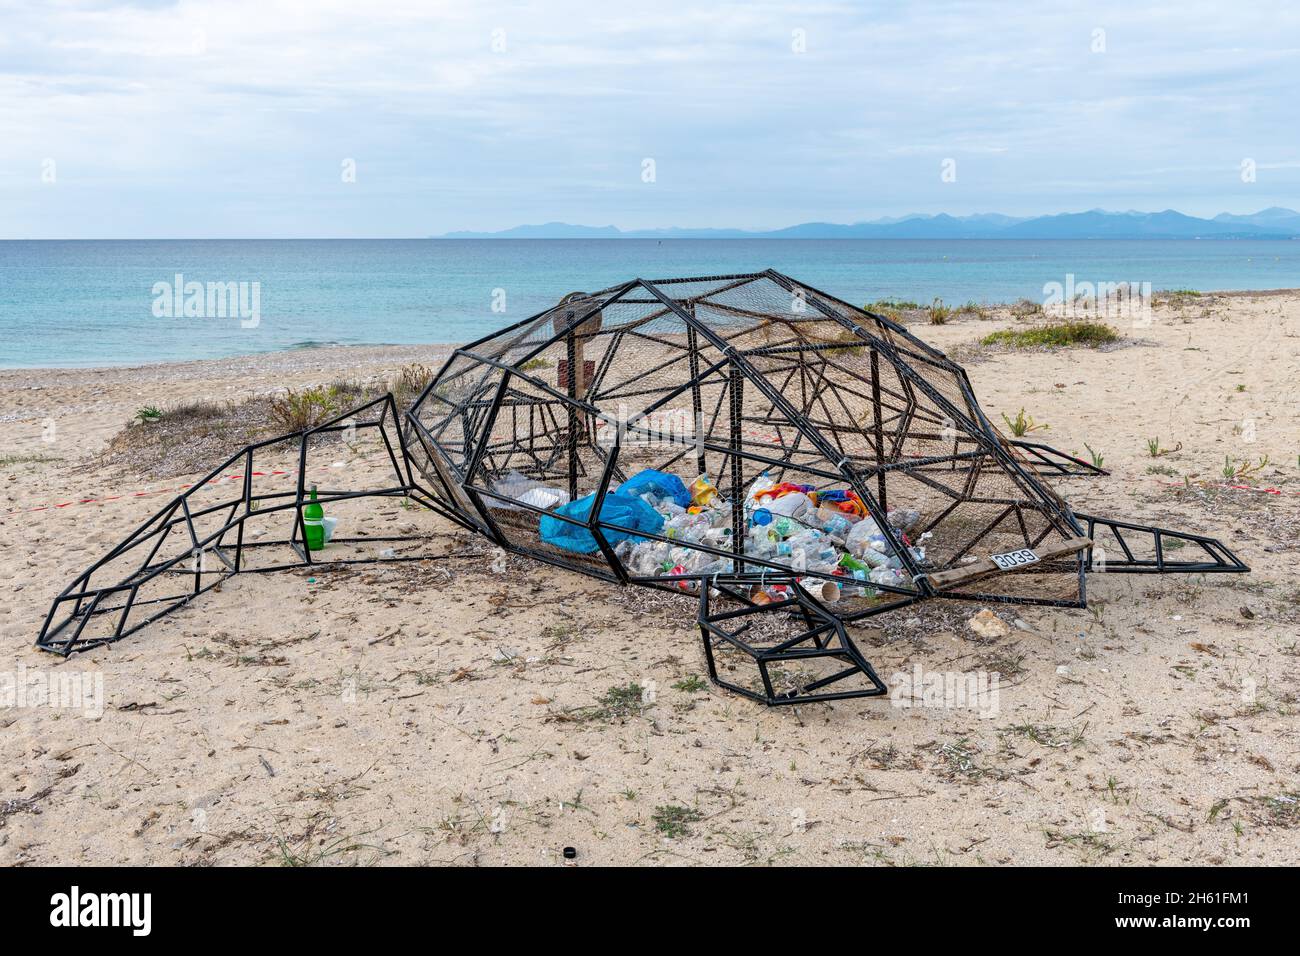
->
[2,290,1298,867]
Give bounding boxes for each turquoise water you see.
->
[0,238,1296,367]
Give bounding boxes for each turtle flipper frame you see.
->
[35,394,448,656]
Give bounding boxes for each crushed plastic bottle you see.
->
[689,475,719,508]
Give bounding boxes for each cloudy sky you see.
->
[2,0,1298,237]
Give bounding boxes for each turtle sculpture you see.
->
[38,271,1247,704]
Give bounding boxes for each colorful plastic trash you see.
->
[539,491,665,554]
[618,469,691,509]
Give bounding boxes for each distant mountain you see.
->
[439,208,1300,239]
[998,209,1296,239]
[1212,206,1300,233]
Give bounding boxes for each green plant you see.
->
[652,804,704,838]
[134,405,163,424]
[1084,443,1104,469]
[1001,408,1048,437]
[866,298,921,312]
[585,682,647,720]
[518,357,552,372]
[1145,437,1181,458]
[981,321,1119,349]
[927,297,952,325]
[269,387,340,431]
[1222,456,1269,481]
[672,675,708,693]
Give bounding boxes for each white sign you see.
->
[991,548,1039,571]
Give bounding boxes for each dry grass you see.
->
[101,379,387,478]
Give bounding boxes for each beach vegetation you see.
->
[392,363,436,406]
[981,321,1119,349]
[1145,437,1182,457]
[1001,408,1048,437]
[927,298,952,324]
[0,452,63,468]
[269,387,340,431]
[652,804,704,837]
[1222,456,1268,481]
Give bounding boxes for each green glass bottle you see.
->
[303,485,325,551]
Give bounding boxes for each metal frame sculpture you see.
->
[39,271,1248,706]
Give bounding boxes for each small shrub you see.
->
[134,405,163,424]
[981,321,1119,349]
[927,297,952,325]
[652,804,704,838]
[269,387,340,431]
[672,675,708,693]
[392,363,435,406]
[1001,408,1048,437]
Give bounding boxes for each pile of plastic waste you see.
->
[501,465,929,602]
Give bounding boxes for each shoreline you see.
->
[2,287,1297,376]
[0,342,453,383]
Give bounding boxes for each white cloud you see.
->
[1,0,1298,235]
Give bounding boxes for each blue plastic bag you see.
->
[617,469,690,508]
[539,491,665,554]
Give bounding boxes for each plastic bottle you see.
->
[689,475,719,507]
[869,567,908,588]
[746,529,775,559]
[701,526,732,550]
[888,508,922,533]
[820,511,853,537]
[665,512,709,542]
[838,553,871,574]
[303,485,325,551]
[845,518,882,556]
[630,541,671,576]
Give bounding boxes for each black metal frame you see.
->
[36,395,448,656]
[38,272,1251,708]
[698,577,887,705]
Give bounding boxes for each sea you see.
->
[1,238,1296,368]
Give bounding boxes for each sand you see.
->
[2,292,1298,866]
